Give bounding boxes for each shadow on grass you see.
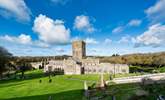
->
[0,82,27,88]
[0,70,67,84]
[0,71,46,84]
[2,89,85,100]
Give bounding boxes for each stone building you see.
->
[44,40,129,75]
[72,40,86,59]
[31,62,42,69]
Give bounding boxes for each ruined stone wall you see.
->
[83,62,129,74]
[99,63,129,74]
[63,59,81,74]
[44,60,64,72]
[31,62,42,69]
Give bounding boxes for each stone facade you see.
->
[72,40,86,59]
[31,62,42,69]
[44,40,129,75]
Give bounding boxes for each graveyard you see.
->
[0,70,165,100]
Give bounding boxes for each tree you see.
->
[0,46,12,79]
[112,54,120,57]
[153,56,165,67]
[16,60,32,79]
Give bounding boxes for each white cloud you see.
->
[118,35,132,44]
[0,0,31,22]
[128,19,142,26]
[133,23,165,47]
[55,47,65,53]
[0,34,51,48]
[71,36,81,42]
[0,34,32,45]
[33,14,70,44]
[112,26,124,33]
[18,34,32,44]
[71,37,99,45]
[145,0,165,23]
[33,41,50,48]
[89,49,100,53]
[104,38,112,44]
[74,15,96,33]
[85,38,98,44]
[112,19,141,33]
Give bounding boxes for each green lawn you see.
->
[0,70,165,100]
[0,70,101,100]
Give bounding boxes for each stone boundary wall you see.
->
[110,73,165,84]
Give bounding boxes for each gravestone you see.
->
[84,81,88,97]
[100,73,104,88]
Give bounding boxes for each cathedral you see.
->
[44,40,129,75]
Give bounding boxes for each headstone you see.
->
[100,73,104,88]
[84,81,88,90]
[49,79,52,83]
[84,81,88,97]
[110,74,113,80]
[112,95,116,100]
[48,96,52,100]
[39,79,42,83]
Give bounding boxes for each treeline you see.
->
[99,52,165,67]
[14,55,71,63]
[15,52,165,67]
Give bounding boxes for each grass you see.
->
[0,70,165,100]
[129,65,165,73]
[157,66,165,72]
[0,70,101,100]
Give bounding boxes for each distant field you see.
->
[0,70,165,100]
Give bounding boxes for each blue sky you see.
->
[0,0,165,56]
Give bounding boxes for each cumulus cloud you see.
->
[118,35,132,44]
[70,36,81,42]
[33,14,70,44]
[145,0,165,23]
[0,34,32,45]
[112,19,142,34]
[85,38,98,44]
[128,19,142,26]
[55,47,65,53]
[33,41,50,48]
[0,0,31,22]
[0,34,51,48]
[133,23,165,47]
[104,38,112,44]
[74,15,96,33]
[112,26,124,33]
[89,49,100,53]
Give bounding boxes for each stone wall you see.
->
[64,59,81,74]
[110,73,165,84]
[72,40,86,59]
[83,62,129,74]
[44,40,129,75]
[44,60,64,72]
[44,59,129,75]
[99,63,129,74]
[31,62,42,69]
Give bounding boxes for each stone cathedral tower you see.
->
[72,40,86,59]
